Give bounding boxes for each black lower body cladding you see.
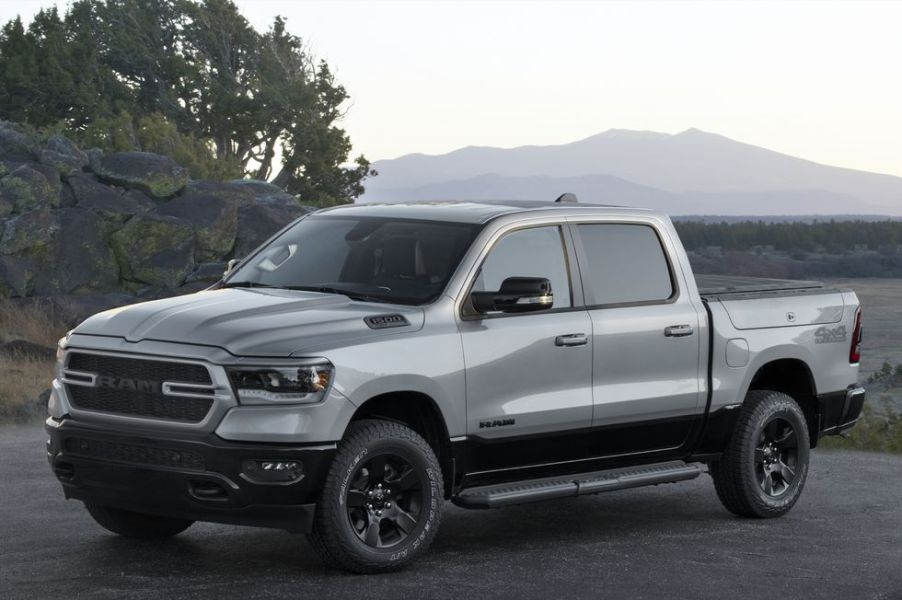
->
[46,418,335,533]
[817,387,866,438]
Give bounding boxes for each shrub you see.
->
[821,400,902,454]
[76,112,243,181]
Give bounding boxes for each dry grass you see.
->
[0,356,56,423]
[0,301,69,348]
[0,301,70,423]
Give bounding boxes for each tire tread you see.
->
[710,390,810,518]
[308,419,443,573]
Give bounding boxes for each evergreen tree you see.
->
[0,0,372,203]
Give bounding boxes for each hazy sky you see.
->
[3,0,901,177]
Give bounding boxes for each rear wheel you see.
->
[308,419,443,573]
[84,503,194,539]
[710,390,810,518]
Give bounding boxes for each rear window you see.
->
[576,223,674,306]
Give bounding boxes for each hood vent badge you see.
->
[364,314,410,330]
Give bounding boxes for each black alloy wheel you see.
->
[755,417,799,497]
[346,452,425,549]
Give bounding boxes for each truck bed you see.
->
[695,274,827,300]
[697,274,847,332]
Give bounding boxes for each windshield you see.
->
[224,215,482,305]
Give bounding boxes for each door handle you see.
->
[664,324,694,337]
[555,333,588,347]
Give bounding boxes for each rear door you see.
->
[572,221,704,455]
[458,224,594,472]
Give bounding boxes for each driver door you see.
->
[458,225,593,472]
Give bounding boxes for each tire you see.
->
[710,390,810,518]
[84,503,194,539]
[308,419,444,573]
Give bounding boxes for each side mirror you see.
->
[224,258,240,278]
[471,277,553,314]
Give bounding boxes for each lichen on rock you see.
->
[0,124,311,301]
[38,135,89,176]
[0,165,60,213]
[157,193,238,262]
[0,121,37,161]
[67,173,153,222]
[111,213,196,288]
[93,151,188,198]
[0,210,59,257]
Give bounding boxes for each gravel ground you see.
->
[1,424,900,600]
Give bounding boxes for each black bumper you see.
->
[46,419,335,533]
[818,387,866,438]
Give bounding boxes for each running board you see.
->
[452,461,702,509]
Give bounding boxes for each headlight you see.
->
[55,334,69,379]
[227,363,333,404]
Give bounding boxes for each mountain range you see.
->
[360,129,902,216]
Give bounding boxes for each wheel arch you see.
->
[346,391,455,498]
[745,358,820,447]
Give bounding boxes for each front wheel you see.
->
[710,390,810,518]
[307,419,444,573]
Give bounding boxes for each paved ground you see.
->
[1,425,901,600]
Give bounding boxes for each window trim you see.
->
[459,223,584,320]
[568,221,681,310]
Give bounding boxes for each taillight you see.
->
[849,308,862,363]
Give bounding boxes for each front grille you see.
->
[64,436,206,471]
[68,353,211,384]
[65,352,214,422]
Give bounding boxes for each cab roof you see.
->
[314,200,657,225]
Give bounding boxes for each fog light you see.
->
[241,459,304,483]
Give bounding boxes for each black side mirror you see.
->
[471,277,553,314]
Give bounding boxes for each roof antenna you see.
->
[555,193,578,203]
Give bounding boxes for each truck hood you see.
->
[73,288,425,357]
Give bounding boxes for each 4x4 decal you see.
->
[814,325,847,344]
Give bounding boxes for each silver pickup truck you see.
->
[46,199,865,573]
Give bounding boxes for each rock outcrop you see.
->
[0,121,311,317]
[91,151,189,198]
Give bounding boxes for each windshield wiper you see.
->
[220,281,279,289]
[286,285,385,303]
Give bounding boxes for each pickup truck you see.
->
[46,198,865,573]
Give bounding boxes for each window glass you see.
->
[576,224,673,305]
[227,216,480,305]
[473,226,571,308]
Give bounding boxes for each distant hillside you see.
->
[362,173,680,207]
[362,129,902,215]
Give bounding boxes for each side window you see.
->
[473,226,571,309]
[576,224,674,306]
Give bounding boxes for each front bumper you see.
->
[46,418,335,533]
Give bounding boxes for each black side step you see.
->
[451,461,701,509]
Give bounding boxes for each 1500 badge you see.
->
[814,325,847,344]
[479,418,515,429]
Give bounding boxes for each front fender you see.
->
[325,325,467,437]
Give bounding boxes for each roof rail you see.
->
[554,193,578,203]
